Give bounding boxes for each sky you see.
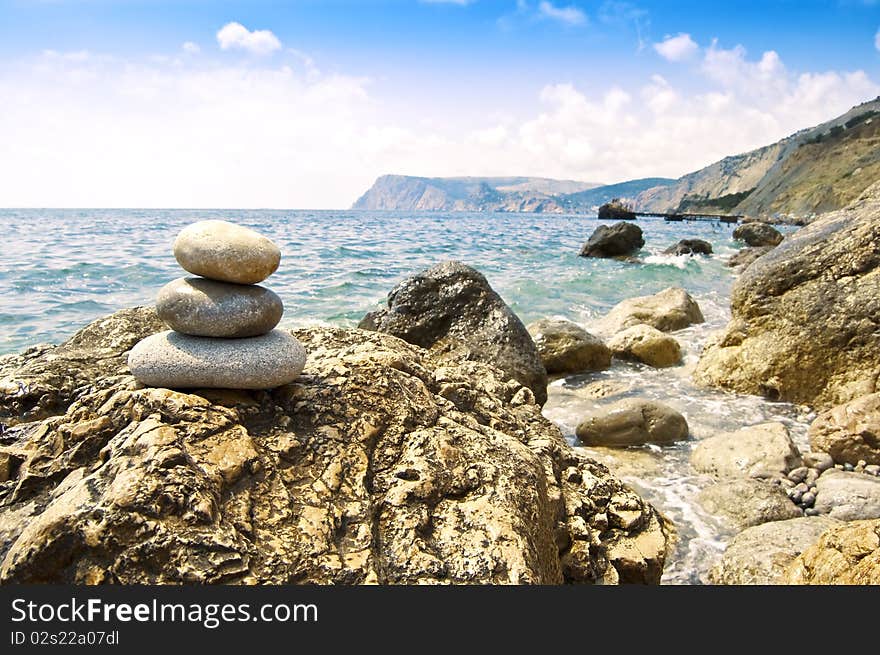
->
[1,0,879,208]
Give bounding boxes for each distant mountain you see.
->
[351,175,673,213]
[634,97,880,220]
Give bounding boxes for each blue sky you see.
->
[1,0,879,207]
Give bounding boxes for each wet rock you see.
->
[156,277,283,338]
[697,479,802,530]
[695,183,880,408]
[595,287,704,336]
[359,261,548,405]
[663,239,713,256]
[576,399,688,447]
[173,220,281,285]
[733,222,784,247]
[727,246,773,271]
[128,330,307,390]
[785,519,880,584]
[813,469,880,521]
[579,222,644,258]
[690,422,803,480]
[708,516,840,584]
[608,324,682,368]
[0,317,670,584]
[526,319,611,375]
[808,393,880,466]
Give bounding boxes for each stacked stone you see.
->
[128,220,306,389]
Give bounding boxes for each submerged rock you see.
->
[809,393,880,466]
[726,246,773,271]
[128,330,306,390]
[697,479,802,530]
[663,239,713,256]
[733,222,784,247]
[579,222,644,258]
[576,399,688,447]
[0,315,670,584]
[708,516,840,585]
[173,220,281,285]
[359,261,548,405]
[526,319,611,375]
[785,519,880,584]
[607,324,682,368]
[690,422,803,480]
[695,183,880,407]
[156,277,283,338]
[813,469,880,521]
[595,287,704,336]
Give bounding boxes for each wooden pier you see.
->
[632,211,742,224]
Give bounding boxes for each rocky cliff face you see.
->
[635,97,880,220]
[694,181,880,408]
[0,310,670,584]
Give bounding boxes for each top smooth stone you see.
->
[173,220,281,284]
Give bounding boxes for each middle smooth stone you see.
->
[156,277,283,338]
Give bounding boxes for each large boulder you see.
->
[726,246,773,271]
[697,479,802,530]
[526,319,611,375]
[808,393,880,466]
[575,399,688,447]
[607,324,682,368]
[359,261,548,405]
[708,516,840,584]
[0,313,670,585]
[785,519,880,584]
[813,469,880,521]
[733,222,784,247]
[595,287,704,336]
[695,184,880,408]
[579,222,644,258]
[663,239,712,256]
[0,307,167,425]
[690,422,803,480]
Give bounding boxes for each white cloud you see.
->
[654,33,698,61]
[0,44,877,208]
[216,22,281,56]
[538,2,587,26]
[875,27,880,51]
[182,41,200,55]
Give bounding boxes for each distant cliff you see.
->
[634,97,880,220]
[352,175,674,213]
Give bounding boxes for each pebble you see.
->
[793,482,809,494]
[173,220,281,285]
[804,468,820,487]
[805,508,820,517]
[128,329,306,389]
[787,466,809,483]
[801,492,816,507]
[156,277,283,338]
[844,462,854,471]
[866,465,880,476]
[803,452,834,472]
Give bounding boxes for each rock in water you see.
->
[695,183,880,407]
[690,422,803,480]
[579,222,644,258]
[0,318,670,584]
[595,287,704,335]
[576,399,689,447]
[708,516,840,585]
[732,222,784,247]
[359,261,548,405]
[697,479,802,530]
[808,393,880,466]
[156,277,283,338]
[663,239,713,256]
[173,220,281,285]
[785,519,880,584]
[128,330,306,389]
[608,324,682,368]
[526,319,611,374]
[727,246,773,271]
[812,469,880,521]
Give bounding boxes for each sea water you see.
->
[0,208,812,583]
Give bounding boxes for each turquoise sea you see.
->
[0,209,812,583]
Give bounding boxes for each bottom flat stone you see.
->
[128,329,306,389]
